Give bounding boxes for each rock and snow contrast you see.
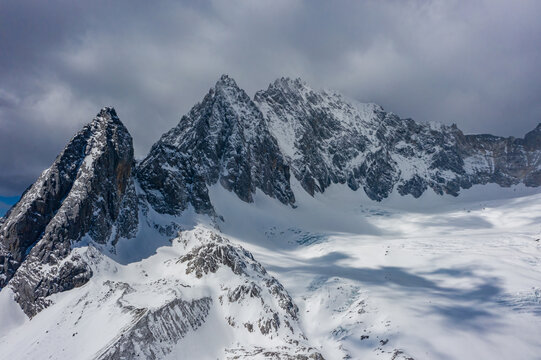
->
[1,75,541,359]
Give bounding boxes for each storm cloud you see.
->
[1,0,540,197]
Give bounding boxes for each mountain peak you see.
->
[268,76,309,93]
[96,106,118,119]
[93,106,123,127]
[0,107,137,316]
[215,74,240,90]
[137,75,296,217]
[206,74,250,107]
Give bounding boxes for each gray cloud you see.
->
[1,0,540,196]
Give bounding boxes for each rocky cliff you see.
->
[0,107,137,316]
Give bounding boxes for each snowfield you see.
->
[1,183,541,359]
[209,182,541,359]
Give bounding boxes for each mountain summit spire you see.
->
[0,108,137,316]
[215,74,239,89]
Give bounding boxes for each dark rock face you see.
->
[456,126,541,188]
[137,75,295,216]
[255,78,374,196]
[181,241,253,278]
[0,107,138,316]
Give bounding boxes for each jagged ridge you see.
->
[255,77,541,201]
[136,75,541,217]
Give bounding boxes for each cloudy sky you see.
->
[1,0,540,201]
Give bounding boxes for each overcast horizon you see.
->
[1,0,541,201]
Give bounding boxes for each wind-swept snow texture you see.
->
[1,75,541,359]
[207,180,541,360]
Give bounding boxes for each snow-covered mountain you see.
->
[0,108,138,316]
[137,75,295,217]
[139,74,541,216]
[1,75,540,359]
[255,76,541,200]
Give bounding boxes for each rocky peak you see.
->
[524,123,541,150]
[96,105,119,120]
[214,73,240,90]
[255,77,382,195]
[265,77,308,94]
[137,75,295,216]
[0,107,138,316]
[206,74,251,112]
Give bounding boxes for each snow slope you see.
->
[0,226,322,359]
[2,182,539,359]
[207,183,541,359]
